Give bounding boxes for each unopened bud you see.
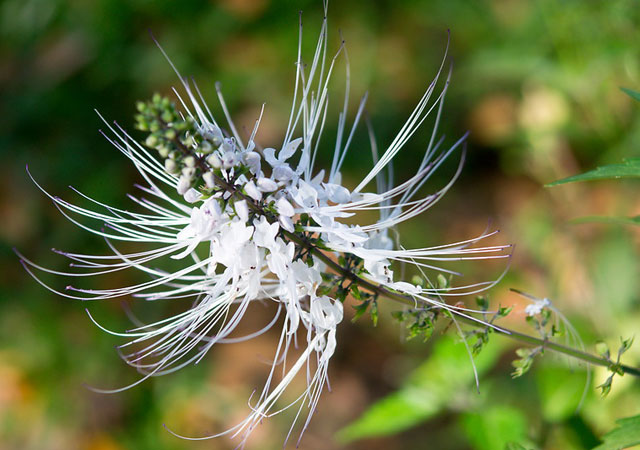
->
[177,175,191,195]
[145,134,159,148]
[212,136,222,147]
[164,159,178,174]
[200,141,213,154]
[161,110,174,123]
[164,128,176,140]
[158,146,170,158]
[203,171,216,189]
[184,188,201,203]
[184,156,196,168]
[244,180,262,201]
[182,167,196,178]
[257,177,278,192]
[207,154,222,169]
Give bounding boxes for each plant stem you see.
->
[289,233,640,378]
[207,165,640,378]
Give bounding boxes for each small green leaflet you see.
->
[592,414,640,450]
[546,158,640,186]
[621,87,640,102]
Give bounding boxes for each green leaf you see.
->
[571,216,640,226]
[621,87,640,102]
[593,414,640,450]
[546,158,640,186]
[461,406,530,450]
[336,336,504,443]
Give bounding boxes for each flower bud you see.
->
[183,188,201,203]
[244,180,262,201]
[184,155,196,168]
[257,177,278,192]
[182,167,196,178]
[276,197,295,217]
[207,154,222,169]
[177,175,191,195]
[158,145,170,158]
[235,200,249,223]
[200,141,213,154]
[203,171,216,189]
[161,110,174,123]
[164,128,176,140]
[145,134,159,148]
[164,159,178,174]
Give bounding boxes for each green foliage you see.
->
[466,297,512,356]
[460,406,531,450]
[592,414,640,450]
[546,158,640,186]
[393,308,442,342]
[597,337,635,397]
[621,87,640,102]
[512,347,542,378]
[337,336,504,443]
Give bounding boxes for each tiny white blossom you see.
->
[525,297,551,316]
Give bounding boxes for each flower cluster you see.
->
[20,8,511,446]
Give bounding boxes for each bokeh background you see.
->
[2,0,640,449]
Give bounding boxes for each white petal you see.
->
[235,200,249,223]
[279,137,303,161]
[279,215,294,232]
[257,177,278,192]
[263,147,278,166]
[276,197,295,217]
[244,180,262,201]
[183,188,201,203]
[177,176,191,195]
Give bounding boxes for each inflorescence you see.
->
[19,6,521,447]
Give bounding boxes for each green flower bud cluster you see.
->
[135,94,218,195]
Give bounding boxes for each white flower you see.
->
[264,137,303,182]
[525,297,551,316]
[19,4,512,447]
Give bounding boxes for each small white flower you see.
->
[525,297,551,317]
[242,151,261,174]
[264,137,303,182]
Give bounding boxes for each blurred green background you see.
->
[1,0,639,449]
